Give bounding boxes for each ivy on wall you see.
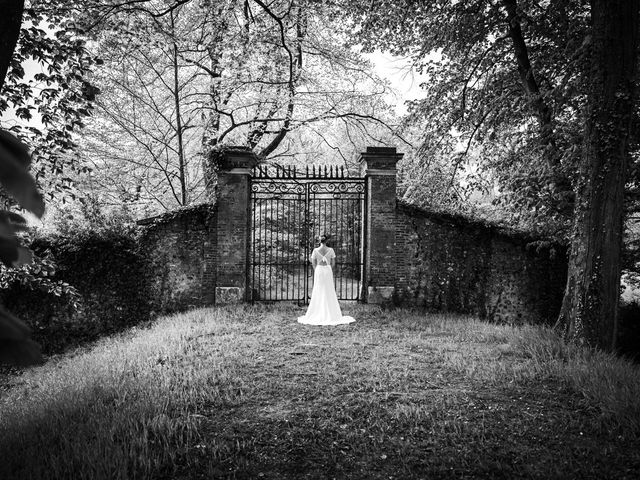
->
[0,232,149,354]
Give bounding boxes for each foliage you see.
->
[1,227,150,355]
[46,193,138,238]
[1,1,99,200]
[0,250,80,308]
[1,305,639,478]
[65,0,399,214]
[349,0,594,236]
[0,0,50,366]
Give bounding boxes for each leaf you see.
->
[0,236,19,266]
[0,307,38,366]
[0,338,43,366]
[0,130,45,217]
[0,212,27,239]
[0,129,30,167]
[12,246,33,267]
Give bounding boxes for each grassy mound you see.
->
[1,304,639,479]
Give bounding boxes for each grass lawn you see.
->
[1,304,639,479]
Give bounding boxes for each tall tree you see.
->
[555,0,640,349]
[70,0,398,214]
[353,0,589,233]
[75,4,203,211]
[352,0,640,349]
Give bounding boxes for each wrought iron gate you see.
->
[249,164,366,303]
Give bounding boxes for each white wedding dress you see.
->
[298,247,356,326]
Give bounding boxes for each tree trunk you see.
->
[502,0,554,149]
[0,0,24,91]
[201,4,232,201]
[170,11,187,205]
[555,0,640,350]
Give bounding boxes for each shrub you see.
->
[0,228,150,355]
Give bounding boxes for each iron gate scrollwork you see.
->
[249,164,366,303]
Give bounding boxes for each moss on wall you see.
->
[138,203,217,314]
[0,204,218,355]
[0,232,148,353]
[395,201,568,325]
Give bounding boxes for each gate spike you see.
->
[324,165,328,177]
[306,165,309,178]
[330,165,333,178]
[341,165,344,178]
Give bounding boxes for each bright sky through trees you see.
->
[365,51,428,115]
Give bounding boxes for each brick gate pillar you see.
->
[360,147,403,303]
[214,147,258,304]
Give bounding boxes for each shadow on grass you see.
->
[0,304,639,479]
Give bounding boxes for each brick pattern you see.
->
[139,204,217,312]
[360,147,404,303]
[394,202,568,324]
[215,172,249,290]
[213,147,257,302]
[366,174,397,288]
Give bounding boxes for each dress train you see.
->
[298,262,355,326]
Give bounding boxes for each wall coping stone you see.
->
[136,203,216,227]
[358,146,404,170]
[366,168,397,176]
[398,200,568,250]
[210,145,259,170]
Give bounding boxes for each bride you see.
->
[298,233,356,325]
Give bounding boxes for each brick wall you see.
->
[366,174,397,288]
[214,172,249,291]
[138,203,217,313]
[395,201,568,325]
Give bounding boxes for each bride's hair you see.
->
[318,233,331,244]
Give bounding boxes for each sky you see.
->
[363,51,428,116]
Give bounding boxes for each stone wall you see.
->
[395,201,568,325]
[0,204,218,355]
[0,233,150,354]
[138,203,217,313]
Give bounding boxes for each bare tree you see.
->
[75,0,401,213]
